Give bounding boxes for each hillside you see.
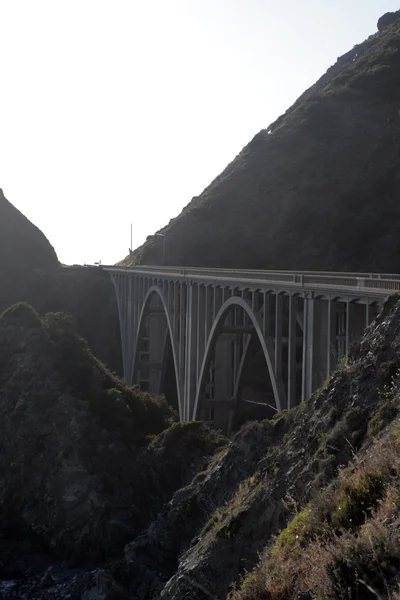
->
[121,13,400,272]
[0,303,225,594]
[0,191,122,373]
[0,189,58,272]
[3,294,400,598]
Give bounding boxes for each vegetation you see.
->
[0,304,175,448]
[230,422,400,600]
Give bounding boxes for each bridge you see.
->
[103,265,400,432]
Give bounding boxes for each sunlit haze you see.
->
[1,0,398,265]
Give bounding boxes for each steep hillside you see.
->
[5,293,400,599]
[0,191,122,373]
[0,303,225,593]
[121,13,400,272]
[0,265,123,373]
[0,189,58,272]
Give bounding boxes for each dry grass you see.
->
[229,424,400,600]
[200,475,262,540]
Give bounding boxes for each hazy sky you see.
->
[0,1,398,265]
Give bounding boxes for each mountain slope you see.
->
[0,303,225,596]
[0,189,58,272]
[121,14,400,272]
[0,191,122,373]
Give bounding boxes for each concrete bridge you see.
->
[103,265,400,431]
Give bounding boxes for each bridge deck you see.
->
[104,265,400,299]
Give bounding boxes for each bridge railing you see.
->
[103,266,400,297]
[112,264,400,280]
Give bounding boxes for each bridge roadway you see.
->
[103,265,400,432]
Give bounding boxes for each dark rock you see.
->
[0,304,173,564]
[378,11,400,32]
[0,189,58,273]
[0,308,226,597]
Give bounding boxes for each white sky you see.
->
[0,0,398,265]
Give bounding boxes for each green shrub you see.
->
[272,505,312,556]
[0,302,41,329]
[331,473,385,531]
[327,524,400,599]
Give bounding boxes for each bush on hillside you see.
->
[0,302,41,329]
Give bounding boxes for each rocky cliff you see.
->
[121,15,400,273]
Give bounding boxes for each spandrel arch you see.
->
[132,285,182,419]
[192,296,285,421]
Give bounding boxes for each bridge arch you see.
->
[132,285,182,419]
[192,296,284,421]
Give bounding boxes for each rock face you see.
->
[0,189,58,273]
[378,10,400,32]
[0,303,225,593]
[0,303,172,563]
[121,19,400,272]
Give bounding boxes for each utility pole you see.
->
[130,223,133,255]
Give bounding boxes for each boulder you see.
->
[377,10,400,32]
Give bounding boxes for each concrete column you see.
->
[303,297,337,398]
[178,282,185,396]
[184,283,198,421]
[114,275,126,384]
[196,284,206,383]
[212,329,235,431]
[274,293,283,383]
[135,291,167,395]
[348,302,368,348]
[126,276,134,384]
[172,281,177,337]
[147,304,166,394]
[287,295,297,409]
[120,275,129,383]
[345,297,350,355]
[301,297,334,397]
[327,297,337,378]
[301,296,310,401]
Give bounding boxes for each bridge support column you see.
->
[135,295,167,395]
[302,295,313,401]
[302,297,331,400]
[274,294,283,387]
[212,332,235,429]
[183,283,199,421]
[348,302,369,351]
[287,295,297,409]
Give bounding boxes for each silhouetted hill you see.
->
[0,189,58,272]
[0,191,122,373]
[121,14,400,272]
